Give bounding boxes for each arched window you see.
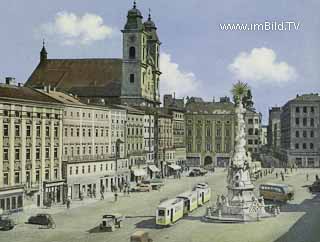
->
[130,74,135,83]
[129,47,136,59]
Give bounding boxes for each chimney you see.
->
[5,77,16,86]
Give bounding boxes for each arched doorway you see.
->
[204,156,213,167]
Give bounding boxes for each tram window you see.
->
[158,210,165,216]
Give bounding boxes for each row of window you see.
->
[64,145,116,156]
[248,128,259,136]
[3,125,59,138]
[187,127,231,137]
[127,143,144,151]
[3,169,58,186]
[295,106,316,113]
[3,147,59,161]
[295,130,315,138]
[187,120,231,125]
[3,110,59,119]
[295,117,315,126]
[69,162,117,176]
[187,143,230,153]
[294,143,315,150]
[64,110,109,120]
[127,127,143,136]
[248,139,259,145]
[247,118,260,125]
[64,127,110,138]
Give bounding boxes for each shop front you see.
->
[43,180,67,206]
[0,185,24,213]
[148,165,160,179]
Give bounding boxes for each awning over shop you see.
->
[168,164,181,170]
[132,169,147,177]
[148,165,160,172]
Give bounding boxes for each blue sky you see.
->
[0,0,319,123]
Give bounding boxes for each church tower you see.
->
[121,1,161,107]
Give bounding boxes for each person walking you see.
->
[316,174,319,181]
[114,192,118,202]
[306,173,309,181]
[276,172,278,179]
[281,172,285,182]
[66,198,71,209]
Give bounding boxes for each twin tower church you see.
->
[26,1,161,107]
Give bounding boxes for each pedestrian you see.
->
[306,173,309,181]
[66,198,71,209]
[316,174,319,181]
[93,188,96,199]
[276,172,278,179]
[80,191,84,201]
[114,192,118,202]
[100,191,104,200]
[281,173,284,182]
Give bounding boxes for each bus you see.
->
[259,183,294,202]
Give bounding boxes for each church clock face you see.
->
[129,35,136,43]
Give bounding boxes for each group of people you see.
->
[306,173,319,181]
[275,167,298,181]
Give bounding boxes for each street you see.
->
[1,168,320,242]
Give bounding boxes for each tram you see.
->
[156,183,211,226]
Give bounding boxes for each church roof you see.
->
[25,58,123,97]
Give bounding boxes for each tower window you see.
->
[129,46,136,59]
[130,74,135,83]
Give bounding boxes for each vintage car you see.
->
[100,214,124,232]
[0,215,15,231]
[309,180,320,193]
[141,179,164,190]
[131,184,152,192]
[130,230,153,242]
[28,213,54,227]
[189,168,207,177]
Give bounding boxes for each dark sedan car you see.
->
[0,215,15,231]
[28,213,55,227]
[309,180,320,193]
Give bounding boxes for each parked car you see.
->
[309,180,320,193]
[100,214,124,232]
[189,168,207,177]
[28,213,55,227]
[141,179,164,190]
[0,215,15,231]
[130,230,153,242]
[132,184,152,192]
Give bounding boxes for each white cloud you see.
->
[39,11,113,45]
[228,47,297,85]
[160,52,201,97]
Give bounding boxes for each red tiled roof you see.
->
[25,58,123,97]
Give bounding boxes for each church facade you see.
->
[26,2,161,108]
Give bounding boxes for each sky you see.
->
[0,0,319,124]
